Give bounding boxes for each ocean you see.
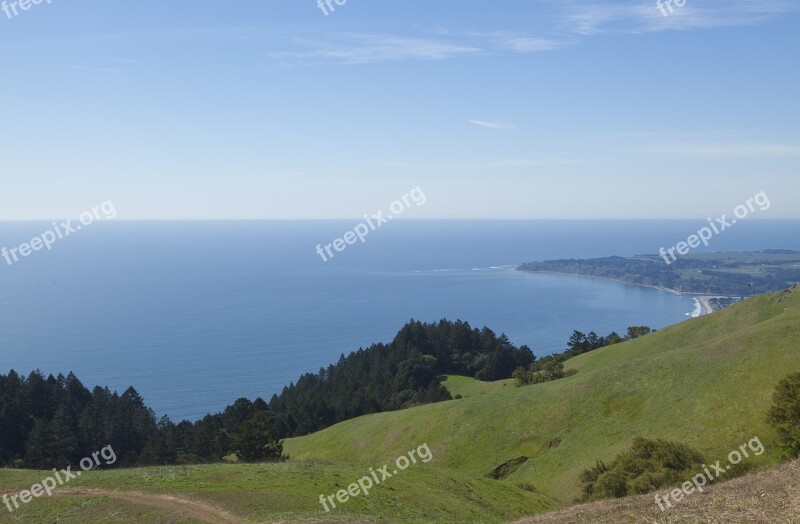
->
[1,220,798,420]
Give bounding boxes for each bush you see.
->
[767,372,800,457]
[579,438,705,502]
[513,361,576,387]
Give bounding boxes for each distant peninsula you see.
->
[518,251,800,303]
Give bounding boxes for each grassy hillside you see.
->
[285,286,800,502]
[0,461,555,523]
[2,286,798,522]
[441,375,513,398]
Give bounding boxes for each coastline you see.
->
[698,296,716,316]
[517,268,727,316]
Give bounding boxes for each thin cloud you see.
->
[648,143,800,158]
[277,33,484,64]
[273,30,568,65]
[496,35,566,52]
[552,0,799,35]
[35,2,800,68]
[469,120,518,131]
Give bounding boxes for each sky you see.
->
[0,0,798,220]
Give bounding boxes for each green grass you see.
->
[0,496,193,524]
[285,286,800,503]
[0,462,555,523]
[2,286,799,522]
[441,375,513,398]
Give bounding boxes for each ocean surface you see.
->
[1,220,799,421]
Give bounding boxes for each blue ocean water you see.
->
[1,220,798,420]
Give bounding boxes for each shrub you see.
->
[579,438,705,501]
[513,361,576,387]
[767,372,800,457]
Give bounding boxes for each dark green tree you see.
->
[233,412,283,462]
[625,326,652,339]
[767,372,800,457]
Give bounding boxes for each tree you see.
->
[515,345,535,369]
[567,331,588,353]
[768,372,800,457]
[540,360,566,381]
[23,420,52,469]
[625,326,652,340]
[475,348,517,381]
[46,402,81,467]
[232,412,283,462]
[513,367,534,387]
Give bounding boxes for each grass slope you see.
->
[2,286,798,522]
[285,286,800,503]
[441,375,513,398]
[0,462,555,523]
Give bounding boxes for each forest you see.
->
[0,319,534,467]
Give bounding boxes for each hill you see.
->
[2,285,799,522]
[0,461,556,522]
[284,285,800,503]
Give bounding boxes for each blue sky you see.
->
[0,0,798,219]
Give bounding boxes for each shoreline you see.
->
[517,268,732,316]
[697,296,715,316]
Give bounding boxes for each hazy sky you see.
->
[0,0,798,219]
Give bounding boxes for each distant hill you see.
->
[518,251,800,297]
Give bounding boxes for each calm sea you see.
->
[1,220,798,420]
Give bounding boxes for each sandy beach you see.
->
[696,296,742,315]
[698,296,716,315]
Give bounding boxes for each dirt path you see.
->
[58,488,248,523]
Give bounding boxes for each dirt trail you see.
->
[3,488,250,523]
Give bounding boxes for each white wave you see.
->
[685,298,703,318]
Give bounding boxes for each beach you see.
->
[698,296,716,315]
